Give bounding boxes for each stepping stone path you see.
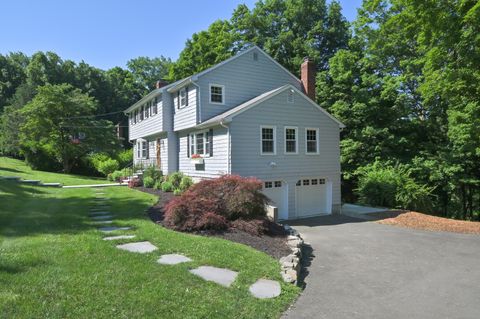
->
[157,254,192,265]
[89,188,281,299]
[116,241,158,253]
[190,266,238,287]
[99,226,132,233]
[103,235,136,241]
[248,279,282,299]
[91,215,114,220]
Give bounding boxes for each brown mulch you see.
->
[370,211,480,235]
[139,188,291,259]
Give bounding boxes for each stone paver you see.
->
[103,235,136,241]
[116,241,158,253]
[190,266,238,287]
[157,254,192,265]
[92,220,113,224]
[91,215,113,220]
[99,226,132,233]
[249,279,281,299]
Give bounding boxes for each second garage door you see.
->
[296,178,331,217]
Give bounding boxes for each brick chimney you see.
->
[301,57,316,100]
[155,80,169,89]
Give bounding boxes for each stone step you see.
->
[248,279,281,299]
[1,176,21,180]
[40,182,62,187]
[189,266,238,287]
[20,180,41,185]
[116,241,158,253]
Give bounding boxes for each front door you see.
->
[156,138,161,169]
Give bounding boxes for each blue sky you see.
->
[0,0,362,70]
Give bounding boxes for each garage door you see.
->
[296,178,332,217]
[262,180,288,220]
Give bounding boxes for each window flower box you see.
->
[190,154,204,165]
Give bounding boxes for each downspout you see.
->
[220,119,231,174]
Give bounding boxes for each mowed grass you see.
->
[0,159,299,318]
[0,157,106,185]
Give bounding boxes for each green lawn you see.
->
[0,157,106,185]
[0,158,299,318]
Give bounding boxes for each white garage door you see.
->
[296,178,332,217]
[262,180,288,220]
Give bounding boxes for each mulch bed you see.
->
[137,188,291,259]
[370,211,480,235]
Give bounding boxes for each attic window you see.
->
[253,52,258,61]
[179,88,188,108]
[287,91,294,103]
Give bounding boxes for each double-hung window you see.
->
[179,88,188,108]
[305,128,319,154]
[152,97,158,115]
[189,130,211,157]
[284,126,298,154]
[144,102,150,119]
[141,141,149,158]
[140,106,144,121]
[209,84,224,104]
[261,126,276,155]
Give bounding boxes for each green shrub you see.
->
[154,180,163,190]
[144,166,163,182]
[143,176,155,188]
[116,148,133,167]
[96,158,119,176]
[173,189,182,196]
[161,181,174,192]
[179,175,193,192]
[355,161,433,211]
[167,172,184,189]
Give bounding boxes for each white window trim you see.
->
[209,83,225,105]
[284,126,298,155]
[305,127,320,155]
[188,130,211,158]
[179,88,187,108]
[260,125,276,155]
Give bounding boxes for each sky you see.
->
[0,0,362,70]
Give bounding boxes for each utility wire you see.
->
[59,110,125,120]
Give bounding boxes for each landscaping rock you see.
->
[99,226,132,233]
[249,279,281,299]
[103,235,136,241]
[116,241,158,253]
[189,266,238,287]
[157,254,192,265]
[281,269,297,283]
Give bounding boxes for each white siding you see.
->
[229,89,342,218]
[198,47,302,122]
[173,85,197,131]
[178,125,229,179]
[129,97,164,140]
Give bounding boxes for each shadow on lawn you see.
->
[0,167,22,173]
[0,180,152,238]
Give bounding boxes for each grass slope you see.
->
[0,157,105,185]
[0,159,299,318]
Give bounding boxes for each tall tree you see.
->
[127,56,172,92]
[20,84,118,172]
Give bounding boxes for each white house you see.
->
[124,46,345,220]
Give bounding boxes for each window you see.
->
[264,181,273,188]
[311,179,318,185]
[134,109,138,124]
[306,128,319,154]
[152,97,158,115]
[296,180,301,186]
[261,126,276,155]
[287,91,294,103]
[144,102,150,119]
[303,179,310,186]
[179,88,188,108]
[284,127,298,154]
[209,84,224,104]
[189,130,211,157]
[319,178,326,184]
[140,106,144,121]
[274,181,282,188]
[141,141,149,158]
[136,142,141,158]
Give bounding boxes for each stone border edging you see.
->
[279,225,303,284]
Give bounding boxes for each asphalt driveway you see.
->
[282,215,480,319]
